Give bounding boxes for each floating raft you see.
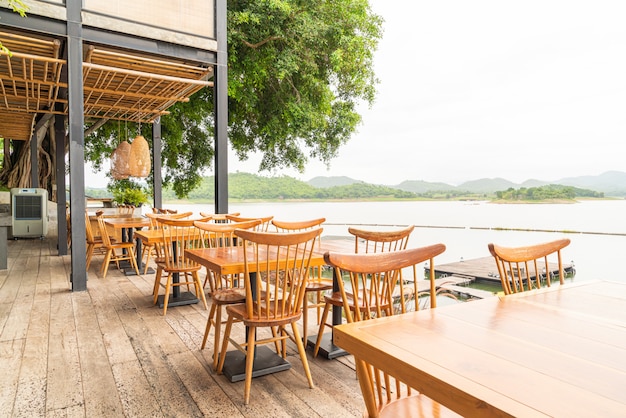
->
[430,256,575,284]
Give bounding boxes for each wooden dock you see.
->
[428,256,575,300]
[432,256,574,282]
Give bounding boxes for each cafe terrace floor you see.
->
[0,236,364,417]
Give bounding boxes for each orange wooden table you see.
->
[334,281,626,417]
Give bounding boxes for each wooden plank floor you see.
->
[0,237,364,417]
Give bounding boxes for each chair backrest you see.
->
[193,219,262,248]
[146,211,193,228]
[156,217,210,271]
[271,217,326,232]
[152,207,178,214]
[96,213,113,247]
[324,244,446,322]
[488,238,571,295]
[235,228,323,321]
[85,210,101,243]
[226,214,274,231]
[117,204,135,215]
[199,212,241,224]
[348,225,414,253]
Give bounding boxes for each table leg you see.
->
[306,266,347,359]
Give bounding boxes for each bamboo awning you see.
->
[0,29,214,141]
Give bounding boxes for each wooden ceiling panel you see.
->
[0,29,213,141]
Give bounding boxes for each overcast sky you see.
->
[230,0,626,185]
[90,1,626,187]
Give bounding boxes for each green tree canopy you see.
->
[86,0,383,198]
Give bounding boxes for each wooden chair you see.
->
[96,213,140,278]
[225,214,274,231]
[141,211,193,274]
[193,218,262,370]
[350,225,417,311]
[85,210,112,269]
[216,228,322,405]
[488,238,571,295]
[152,216,209,315]
[312,225,415,356]
[271,217,327,344]
[321,245,456,418]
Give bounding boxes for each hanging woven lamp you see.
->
[110,140,131,180]
[128,134,151,178]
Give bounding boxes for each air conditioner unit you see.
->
[11,188,48,238]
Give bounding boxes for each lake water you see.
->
[162,199,626,284]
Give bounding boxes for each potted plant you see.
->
[109,179,150,208]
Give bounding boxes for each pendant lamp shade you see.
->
[128,135,151,178]
[110,140,131,180]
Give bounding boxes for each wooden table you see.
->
[104,217,151,275]
[185,236,355,381]
[334,280,626,417]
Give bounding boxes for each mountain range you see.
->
[307,170,626,196]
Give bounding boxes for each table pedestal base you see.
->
[307,333,347,359]
[124,265,155,276]
[222,346,291,383]
[156,292,199,308]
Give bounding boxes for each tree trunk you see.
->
[0,117,59,201]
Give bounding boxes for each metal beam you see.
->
[0,9,67,36]
[82,27,217,64]
[214,0,228,214]
[67,0,87,291]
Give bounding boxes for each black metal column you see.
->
[152,118,162,209]
[55,111,68,255]
[67,0,87,291]
[214,0,228,214]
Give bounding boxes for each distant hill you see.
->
[456,178,517,193]
[394,180,457,194]
[556,171,626,196]
[307,176,361,188]
[307,170,626,196]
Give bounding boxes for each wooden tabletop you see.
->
[334,280,626,417]
[185,236,355,275]
[104,217,151,229]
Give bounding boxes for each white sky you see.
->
[90,0,626,187]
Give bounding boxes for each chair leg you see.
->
[302,294,309,345]
[153,267,163,305]
[212,304,222,370]
[313,302,332,357]
[129,249,140,275]
[292,322,314,389]
[101,249,112,278]
[201,303,217,349]
[244,325,256,405]
[142,245,152,274]
[216,315,235,374]
[86,243,94,269]
[162,274,172,315]
[193,271,208,310]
